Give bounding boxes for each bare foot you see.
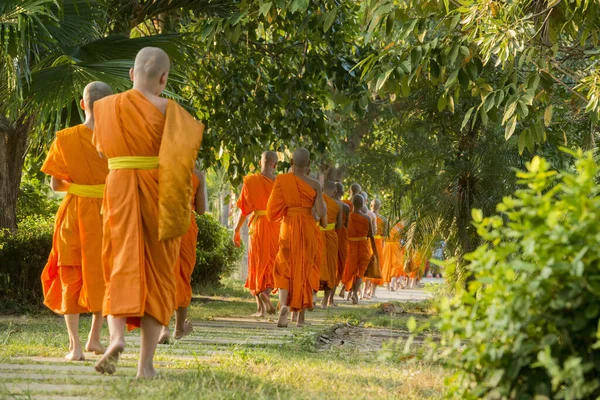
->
[351,293,359,305]
[174,320,194,340]
[65,351,85,361]
[328,301,338,307]
[95,340,124,375]
[260,292,276,315]
[157,326,170,345]
[251,311,265,318]
[277,306,289,328]
[85,340,106,355]
[136,367,157,379]
[291,312,298,323]
[338,288,345,299]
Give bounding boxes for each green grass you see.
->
[0,280,448,399]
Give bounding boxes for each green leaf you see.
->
[448,94,455,113]
[505,116,517,140]
[449,43,460,66]
[502,102,517,125]
[544,104,553,127]
[518,131,526,154]
[445,68,459,89]
[259,2,272,17]
[407,317,417,332]
[437,95,447,111]
[472,208,483,223]
[461,106,475,130]
[323,8,337,32]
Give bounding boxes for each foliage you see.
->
[193,213,243,287]
[359,0,600,154]
[430,150,600,398]
[17,155,59,222]
[0,215,54,312]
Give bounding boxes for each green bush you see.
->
[17,176,59,222]
[432,150,600,399]
[193,213,243,287]
[0,215,54,312]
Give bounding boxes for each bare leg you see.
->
[371,285,378,299]
[64,314,84,361]
[252,295,265,317]
[291,311,298,322]
[157,324,170,344]
[390,277,396,291]
[277,289,289,328]
[137,315,162,379]
[95,316,125,374]
[174,307,193,340]
[321,288,331,308]
[351,278,361,304]
[328,287,337,307]
[296,310,306,327]
[362,281,371,299]
[338,286,345,299]
[259,290,276,315]
[85,312,105,354]
[312,291,318,308]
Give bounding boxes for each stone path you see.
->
[0,283,439,399]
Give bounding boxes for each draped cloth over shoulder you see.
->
[40,124,108,315]
[93,89,203,329]
[267,173,321,312]
[336,208,349,287]
[236,173,280,295]
[319,195,339,290]
[341,213,371,291]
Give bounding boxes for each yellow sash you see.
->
[254,210,267,216]
[373,235,384,239]
[249,210,267,236]
[67,183,105,198]
[348,237,367,242]
[108,156,159,170]
[320,223,336,231]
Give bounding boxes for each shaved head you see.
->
[324,181,337,192]
[352,194,364,210]
[361,192,368,201]
[292,148,310,168]
[262,151,278,165]
[350,183,361,195]
[133,47,170,84]
[371,199,381,211]
[83,81,112,112]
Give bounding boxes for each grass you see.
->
[0,279,448,399]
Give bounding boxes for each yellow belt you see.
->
[374,235,384,239]
[249,210,267,236]
[108,156,159,170]
[67,183,105,198]
[349,237,367,242]
[320,223,336,231]
[254,210,267,216]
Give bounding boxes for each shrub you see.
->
[431,150,600,399]
[16,176,59,222]
[0,215,54,312]
[193,213,243,287]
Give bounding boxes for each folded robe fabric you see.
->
[319,194,339,290]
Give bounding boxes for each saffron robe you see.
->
[175,174,200,309]
[367,215,386,286]
[93,89,203,328]
[342,213,372,291]
[237,173,280,295]
[267,173,321,311]
[336,204,349,286]
[319,195,339,290]
[40,124,108,314]
[381,222,405,282]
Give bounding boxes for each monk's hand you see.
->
[233,230,241,247]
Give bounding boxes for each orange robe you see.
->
[367,215,385,285]
[336,206,349,286]
[342,199,353,212]
[175,174,200,309]
[342,213,371,291]
[267,173,321,311]
[381,222,405,282]
[409,250,426,279]
[237,172,280,295]
[93,89,203,329]
[319,195,339,290]
[40,125,107,314]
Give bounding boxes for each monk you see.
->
[40,82,113,361]
[158,169,206,344]
[381,221,405,291]
[93,47,204,378]
[318,181,342,308]
[363,198,386,299]
[233,151,281,317]
[331,182,350,306]
[267,148,325,328]
[341,194,378,304]
[360,192,378,299]
[338,183,360,298]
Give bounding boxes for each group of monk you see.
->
[234,155,421,328]
[41,47,205,378]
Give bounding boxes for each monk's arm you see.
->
[335,208,343,230]
[314,187,326,219]
[50,176,70,192]
[194,170,207,215]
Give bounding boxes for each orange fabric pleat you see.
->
[267,173,321,312]
[40,124,108,314]
[366,215,386,285]
[341,213,371,291]
[93,90,200,329]
[237,173,280,295]
[336,209,349,287]
[319,195,339,290]
[381,223,406,281]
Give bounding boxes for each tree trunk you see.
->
[0,116,31,231]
